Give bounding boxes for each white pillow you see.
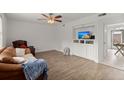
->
[16,48,25,57]
[24,54,37,62]
[13,57,26,64]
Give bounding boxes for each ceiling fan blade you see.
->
[41,14,49,18]
[55,15,62,18]
[55,20,62,22]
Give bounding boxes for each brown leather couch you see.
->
[0,47,44,80]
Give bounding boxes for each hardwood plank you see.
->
[36,50,124,80]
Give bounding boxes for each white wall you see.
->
[7,19,59,52]
[56,13,124,63]
[106,26,112,49]
[56,14,100,62]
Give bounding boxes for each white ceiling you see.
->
[6,13,97,24]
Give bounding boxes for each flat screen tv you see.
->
[78,31,91,39]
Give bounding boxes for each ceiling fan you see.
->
[38,13,62,24]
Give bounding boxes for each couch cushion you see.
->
[2,57,17,64]
[12,40,27,48]
[13,57,26,64]
[0,47,31,63]
[25,48,31,54]
[0,47,16,61]
[0,47,16,57]
[0,47,6,54]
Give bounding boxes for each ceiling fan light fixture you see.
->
[48,19,55,24]
[39,13,62,24]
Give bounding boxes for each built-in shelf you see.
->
[73,39,95,44]
[72,23,96,45]
[71,23,97,62]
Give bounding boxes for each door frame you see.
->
[103,24,108,58]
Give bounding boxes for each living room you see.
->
[1,13,124,80]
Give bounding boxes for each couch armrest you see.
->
[0,63,22,72]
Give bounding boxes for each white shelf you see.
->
[73,39,95,44]
[71,23,97,62]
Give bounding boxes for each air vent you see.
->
[98,13,107,17]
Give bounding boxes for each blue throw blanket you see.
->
[22,59,48,80]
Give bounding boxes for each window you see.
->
[0,16,2,47]
[111,30,123,49]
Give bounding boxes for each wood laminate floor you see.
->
[101,49,124,71]
[36,50,124,80]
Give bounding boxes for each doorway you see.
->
[111,30,123,49]
[102,23,124,70]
